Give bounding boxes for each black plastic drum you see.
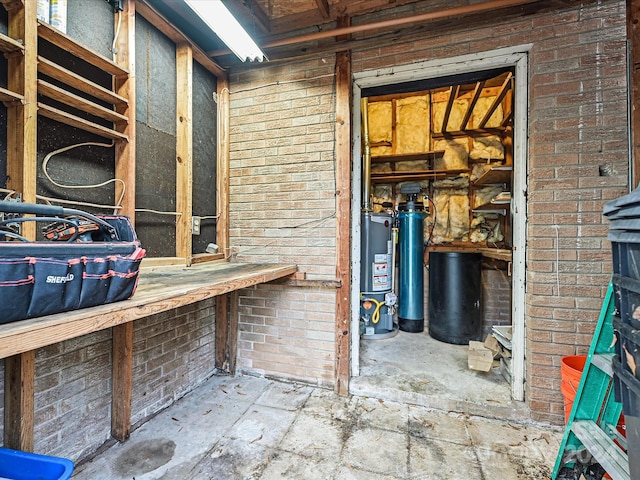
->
[428,251,482,345]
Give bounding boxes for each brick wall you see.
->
[481,269,512,339]
[0,299,216,462]
[229,0,628,424]
[228,59,340,386]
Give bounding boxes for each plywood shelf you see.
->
[473,165,512,186]
[38,102,128,141]
[371,150,445,163]
[371,168,468,183]
[37,20,128,77]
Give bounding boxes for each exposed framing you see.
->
[350,45,531,402]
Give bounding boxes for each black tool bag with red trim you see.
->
[0,201,146,324]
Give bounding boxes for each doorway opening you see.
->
[349,47,530,417]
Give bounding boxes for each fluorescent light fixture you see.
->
[185,0,266,62]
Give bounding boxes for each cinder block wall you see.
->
[229,0,628,424]
[0,299,216,462]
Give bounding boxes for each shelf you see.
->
[372,168,468,183]
[38,56,128,107]
[0,86,24,105]
[38,79,128,124]
[473,165,512,186]
[432,127,507,139]
[37,20,128,78]
[371,151,445,163]
[0,32,24,53]
[38,102,128,141]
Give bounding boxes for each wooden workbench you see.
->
[1,261,297,451]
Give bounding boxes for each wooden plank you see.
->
[315,0,331,19]
[111,322,133,442]
[629,0,640,188]
[135,0,225,78]
[0,85,23,104]
[113,0,135,219]
[215,294,229,371]
[459,80,485,130]
[37,102,128,141]
[37,20,128,77]
[37,79,128,123]
[0,263,298,359]
[4,351,35,451]
[0,31,24,53]
[371,151,444,163]
[176,43,193,264]
[478,72,512,128]
[334,49,351,395]
[441,85,459,134]
[38,56,128,106]
[216,76,230,258]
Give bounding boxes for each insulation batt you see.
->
[395,96,430,154]
[470,135,504,161]
[473,96,503,128]
[434,139,469,170]
[368,101,392,143]
[433,98,468,132]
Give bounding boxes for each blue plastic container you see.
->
[0,447,74,480]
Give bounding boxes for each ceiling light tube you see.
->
[185,0,266,62]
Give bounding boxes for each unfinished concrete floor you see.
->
[73,330,561,479]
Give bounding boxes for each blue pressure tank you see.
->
[398,198,425,333]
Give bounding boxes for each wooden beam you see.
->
[176,43,193,264]
[4,351,35,451]
[228,0,271,34]
[111,0,136,444]
[478,72,512,129]
[315,0,331,19]
[629,0,640,188]
[216,76,230,258]
[111,322,133,442]
[460,81,485,130]
[441,85,459,134]
[37,103,128,141]
[136,0,225,78]
[334,48,351,395]
[227,290,239,374]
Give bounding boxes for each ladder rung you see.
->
[572,420,630,480]
[591,353,615,377]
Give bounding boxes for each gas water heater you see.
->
[360,211,397,338]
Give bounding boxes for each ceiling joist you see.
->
[314,0,331,19]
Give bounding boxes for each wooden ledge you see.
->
[0,262,297,359]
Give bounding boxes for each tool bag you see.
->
[0,201,145,324]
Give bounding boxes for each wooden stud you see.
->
[176,43,193,264]
[4,351,35,451]
[334,47,351,395]
[111,0,135,443]
[114,0,136,218]
[4,0,37,453]
[216,76,230,258]
[441,84,459,135]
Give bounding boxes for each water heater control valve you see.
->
[385,292,397,306]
